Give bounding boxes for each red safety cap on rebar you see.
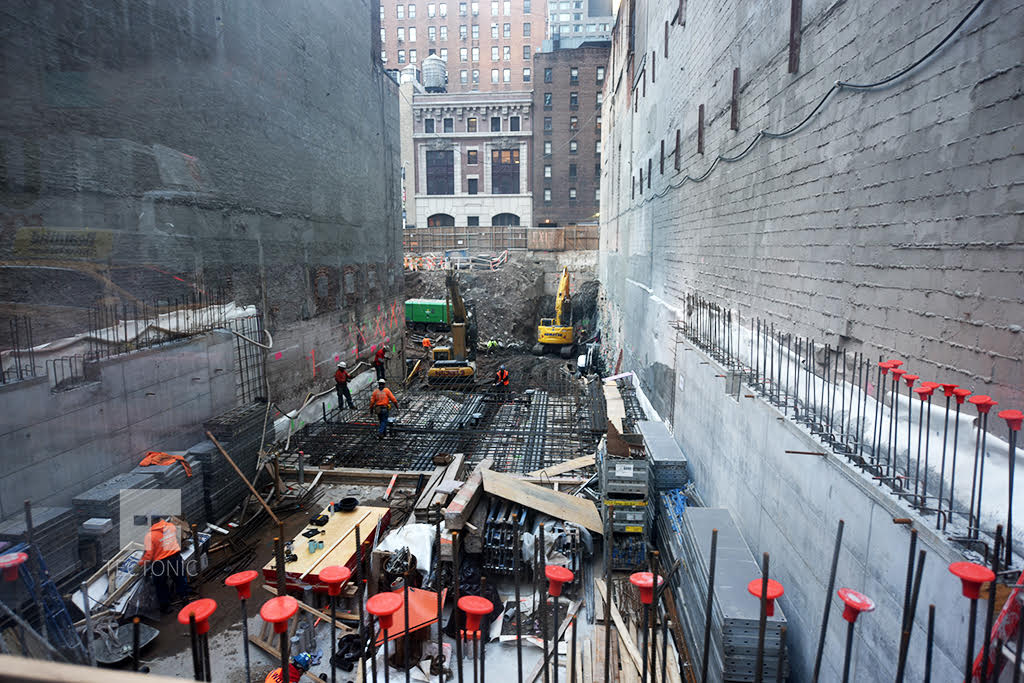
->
[902,374,919,387]
[225,570,258,600]
[629,571,663,605]
[968,395,997,414]
[837,588,876,623]
[319,565,352,597]
[913,385,935,400]
[940,383,959,398]
[747,578,785,617]
[0,552,28,582]
[178,598,218,635]
[458,595,494,638]
[887,360,904,369]
[952,388,972,404]
[920,381,940,390]
[260,595,299,634]
[879,360,895,374]
[949,561,995,599]
[890,368,907,381]
[998,409,1023,432]
[546,565,575,597]
[367,592,403,631]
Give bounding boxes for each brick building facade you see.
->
[531,42,610,226]
[380,0,541,92]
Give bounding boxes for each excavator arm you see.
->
[553,266,572,327]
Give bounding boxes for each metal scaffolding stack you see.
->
[0,507,80,584]
[658,505,789,682]
[638,420,689,492]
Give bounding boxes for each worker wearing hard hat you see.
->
[335,362,356,410]
[369,379,399,438]
[495,364,510,388]
[265,652,312,682]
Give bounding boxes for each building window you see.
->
[491,149,520,194]
[460,24,468,39]
[595,140,601,154]
[397,5,405,19]
[503,23,511,38]
[409,27,417,41]
[596,92,603,108]
[595,187,600,201]
[503,0,511,15]
[440,48,448,60]
[381,51,388,62]
[524,0,531,12]
[544,188,552,202]
[467,215,480,225]
[440,26,448,40]
[503,46,511,61]
[570,67,579,84]
[543,116,552,132]
[443,117,454,133]
[595,115,601,133]
[569,163,577,178]
[569,140,577,153]
[524,45,531,59]
[472,24,479,39]
[472,47,479,61]
[491,23,499,38]
[409,4,416,18]
[597,66,605,83]
[429,26,437,41]
[569,116,578,131]
[424,118,435,133]
[569,92,578,109]
[380,28,386,44]
[460,2,467,15]
[410,49,418,62]
[569,187,577,200]
[428,212,454,226]
[524,22,531,36]
[472,69,479,83]
[544,68,552,83]
[468,178,479,194]
[467,118,478,133]
[380,4,385,21]
[491,116,501,131]
[440,2,447,17]
[460,69,468,83]
[490,68,499,83]
[523,67,531,82]
[398,27,405,42]
[398,49,406,63]
[471,1,478,15]
[461,47,468,61]
[544,140,552,155]
[491,46,499,61]
[544,165,552,179]
[492,212,520,226]
[467,149,478,163]
[594,163,601,177]
[510,116,520,131]
[428,3,436,17]
[426,150,455,194]
[543,92,552,109]
[491,1,498,16]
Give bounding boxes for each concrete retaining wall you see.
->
[0,332,236,519]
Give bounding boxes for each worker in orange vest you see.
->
[334,362,356,410]
[495,365,509,389]
[373,346,389,381]
[369,379,399,438]
[139,517,188,613]
[265,652,312,682]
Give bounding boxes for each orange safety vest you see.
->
[422,337,432,349]
[370,387,397,408]
[496,369,509,386]
[141,520,180,564]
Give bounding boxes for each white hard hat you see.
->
[378,378,386,384]
[338,361,346,368]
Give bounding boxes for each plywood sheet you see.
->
[482,470,603,534]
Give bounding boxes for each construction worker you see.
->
[495,364,509,389]
[369,378,399,438]
[374,345,389,381]
[139,516,188,614]
[486,339,498,354]
[334,362,356,410]
[421,336,432,350]
[265,652,312,682]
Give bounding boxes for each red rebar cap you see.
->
[940,383,959,398]
[914,385,935,400]
[260,595,299,634]
[747,578,785,617]
[225,570,258,600]
[902,374,919,387]
[178,598,218,635]
[949,562,995,600]
[837,588,875,623]
[458,595,494,637]
[366,592,403,631]
[0,552,28,582]
[968,395,997,414]
[953,388,972,404]
[319,565,352,597]
[629,571,664,605]
[887,360,904,369]
[920,381,940,390]
[546,565,575,597]
[998,409,1023,432]
[890,368,907,380]
[879,360,895,374]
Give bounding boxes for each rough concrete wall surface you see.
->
[599,0,1023,411]
[0,0,404,405]
[0,332,236,519]
[674,339,969,681]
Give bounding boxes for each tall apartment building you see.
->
[380,0,539,92]
[544,0,614,49]
[532,42,609,226]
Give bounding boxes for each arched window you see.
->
[427,213,455,227]
[491,213,520,226]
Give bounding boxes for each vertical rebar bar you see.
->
[701,529,717,683]
[754,553,770,683]
[812,519,844,683]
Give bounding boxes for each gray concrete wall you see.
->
[599,0,1024,412]
[0,332,236,519]
[0,0,404,406]
[673,340,969,681]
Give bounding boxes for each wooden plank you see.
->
[262,505,387,582]
[482,470,603,534]
[0,654,182,682]
[526,600,580,683]
[300,510,371,579]
[445,457,493,530]
[525,455,595,479]
[279,467,432,486]
[593,628,606,682]
[596,581,643,674]
[582,638,592,683]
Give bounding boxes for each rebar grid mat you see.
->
[279,369,602,474]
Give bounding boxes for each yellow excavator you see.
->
[426,269,477,384]
[533,266,576,358]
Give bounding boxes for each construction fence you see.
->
[403,225,599,254]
